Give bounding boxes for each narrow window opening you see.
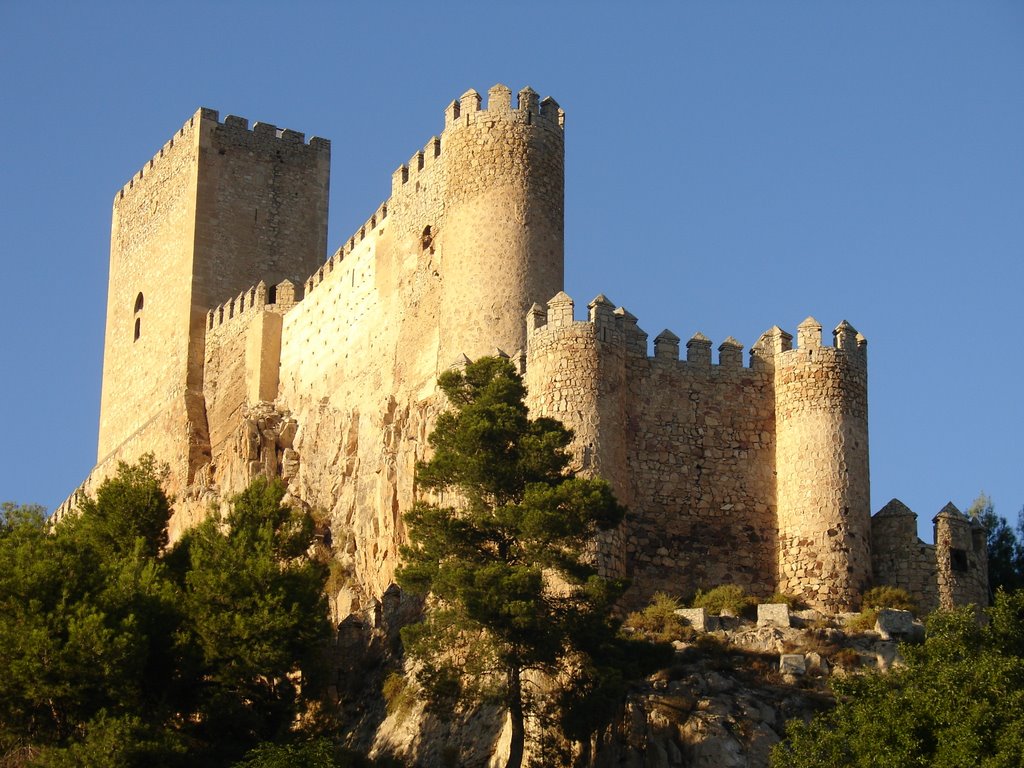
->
[950,548,969,572]
[133,292,144,342]
[421,225,434,252]
[268,284,278,304]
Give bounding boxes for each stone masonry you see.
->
[58,85,987,614]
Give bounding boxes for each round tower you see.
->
[434,84,565,362]
[774,318,870,611]
[523,292,629,579]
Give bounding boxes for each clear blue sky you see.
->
[2,1,1021,541]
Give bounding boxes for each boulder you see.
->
[757,603,791,629]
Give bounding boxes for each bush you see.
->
[832,647,862,670]
[860,586,916,614]
[772,593,1024,767]
[625,592,690,643]
[691,585,756,616]
[845,607,879,634]
[382,672,417,719]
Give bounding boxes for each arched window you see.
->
[133,292,144,342]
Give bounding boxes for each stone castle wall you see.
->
[524,292,778,608]
[62,86,988,614]
[871,499,988,613]
[871,500,940,612]
[934,504,988,610]
[269,86,565,598]
[98,110,205,484]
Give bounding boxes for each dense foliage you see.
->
[772,589,1024,767]
[396,357,669,768]
[0,460,331,767]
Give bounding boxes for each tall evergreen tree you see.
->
[397,356,660,768]
[0,460,331,767]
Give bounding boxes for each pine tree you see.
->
[0,461,331,767]
[396,356,656,768]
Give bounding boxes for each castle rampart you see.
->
[62,86,987,615]
[524,291,778,606]
[871,499,988,612]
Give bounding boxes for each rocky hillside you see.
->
[328,595,920,767]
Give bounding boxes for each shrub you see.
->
[625,592,691,643]
[861,586,916,614]
[691,585,756,616]
[324,559,350,598]
[382,672,417,719]
[845,607,879,634]
[832,647,862,670]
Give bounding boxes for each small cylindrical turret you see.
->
[934,503,988,609]
[774,318,870,611]
[524,292,629,578]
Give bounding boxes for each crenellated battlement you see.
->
[443,83,564,132]
[388,84,562,201]
[206,278,299,339]
[114,109,205,203]
[773,316,867,365]
[216,111,330,151]
[115,108,329,204]
[526,291,759,370]
[391,135,444,194]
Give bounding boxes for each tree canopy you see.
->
[396,356,668,768]
[0,459,331,767]
[771,589,1024,768]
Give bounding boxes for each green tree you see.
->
[396,356,661,768]
[771,589,1024,768]
[0,461,331,767]
[968,492,1024,595]
[174,478,331,765]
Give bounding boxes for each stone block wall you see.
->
[525,292,777,608]
[269,86,566,597]
[870,499,989,612]
[934,503,988,609]
[870,499,940,612]
[98,110,205,468]
[202,280,294,488]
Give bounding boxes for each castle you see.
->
[58,85,987,614]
